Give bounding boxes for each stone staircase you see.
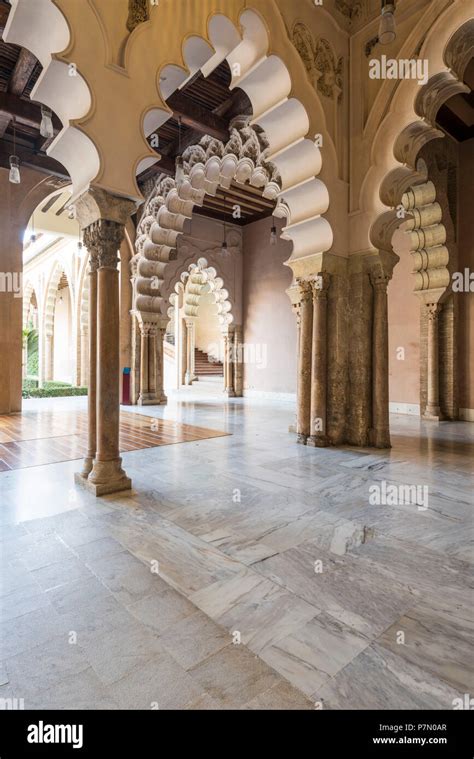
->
[194,348,223,377]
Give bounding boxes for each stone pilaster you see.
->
[225,326,236,397]
[137,320,151,405]
[424,302,442,420]
[370,269,391,448]
[185,318,196,385]
[307,273,330,447]
[233,325,243,397]
[296,280,313,444]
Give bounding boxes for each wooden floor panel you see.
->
[0,409,229,471]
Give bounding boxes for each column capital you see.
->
[83,219,125,270]
[369,270,391,292]
[426,302,442,320]
[310,272,331,299]
[295,278,313,304]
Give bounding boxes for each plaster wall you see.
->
[53,285,73,383]
[388,230,420,408]
[242,217,296,396]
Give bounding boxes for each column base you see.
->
[370,427,392,449]
[76,458,132,496]
[423,406,441,421]
[225,388,236,397]
[76,456,94,480]
[307,434,329,448]
[138,394,167,406]
[296,433,308,445]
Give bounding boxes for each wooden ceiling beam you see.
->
[166,91,229,142]
[9,49,38,97]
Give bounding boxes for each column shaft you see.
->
[77,261,97,478]
[233,326,243,397]
[297,282,313,443]
[225,329,235,397]
[80,326,89,387]
[371,275,391,448]
[425,303,441,419]
[308,274,330,447]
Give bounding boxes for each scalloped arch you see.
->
[170,257,234,331]
[135,8,333,319]
[368,15,474,256]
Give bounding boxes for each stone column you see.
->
[80,325,89,387]
[76,248,98,480]
[425,302,442,419]
[185,318,195,385]
[84,219,131,495]
[233,325,243,397]
[296,281,313,444]
[155,327,167,404]
[138,321,150,404]
[225,327,236,397]
[370,272,391,448]
[308,273,330,447]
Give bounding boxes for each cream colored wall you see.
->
[388,229,420,409]
[53,285,73,383]
[242,217,296,396]
[458,138,474,416]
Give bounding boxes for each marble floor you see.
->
[0,388,472,709]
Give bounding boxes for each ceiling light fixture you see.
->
[379,1,396,46]
[9,118,20,184]
[40,105,54,139]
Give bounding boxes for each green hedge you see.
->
[22,385,88,399]
[26,329,39,376]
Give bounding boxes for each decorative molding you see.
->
[292,23,344,101]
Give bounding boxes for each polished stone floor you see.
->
[1,387,472,709]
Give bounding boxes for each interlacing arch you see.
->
[43,262,69,341]
[134,8,332,321]
[169,257,233,331]
[370,19,474,261]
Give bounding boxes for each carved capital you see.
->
[426,302,442,321]
[296,278,313,304]
[311,273,331,299]
[83,219,125,270]
[83,237,99,274]
[370,270,391,292]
